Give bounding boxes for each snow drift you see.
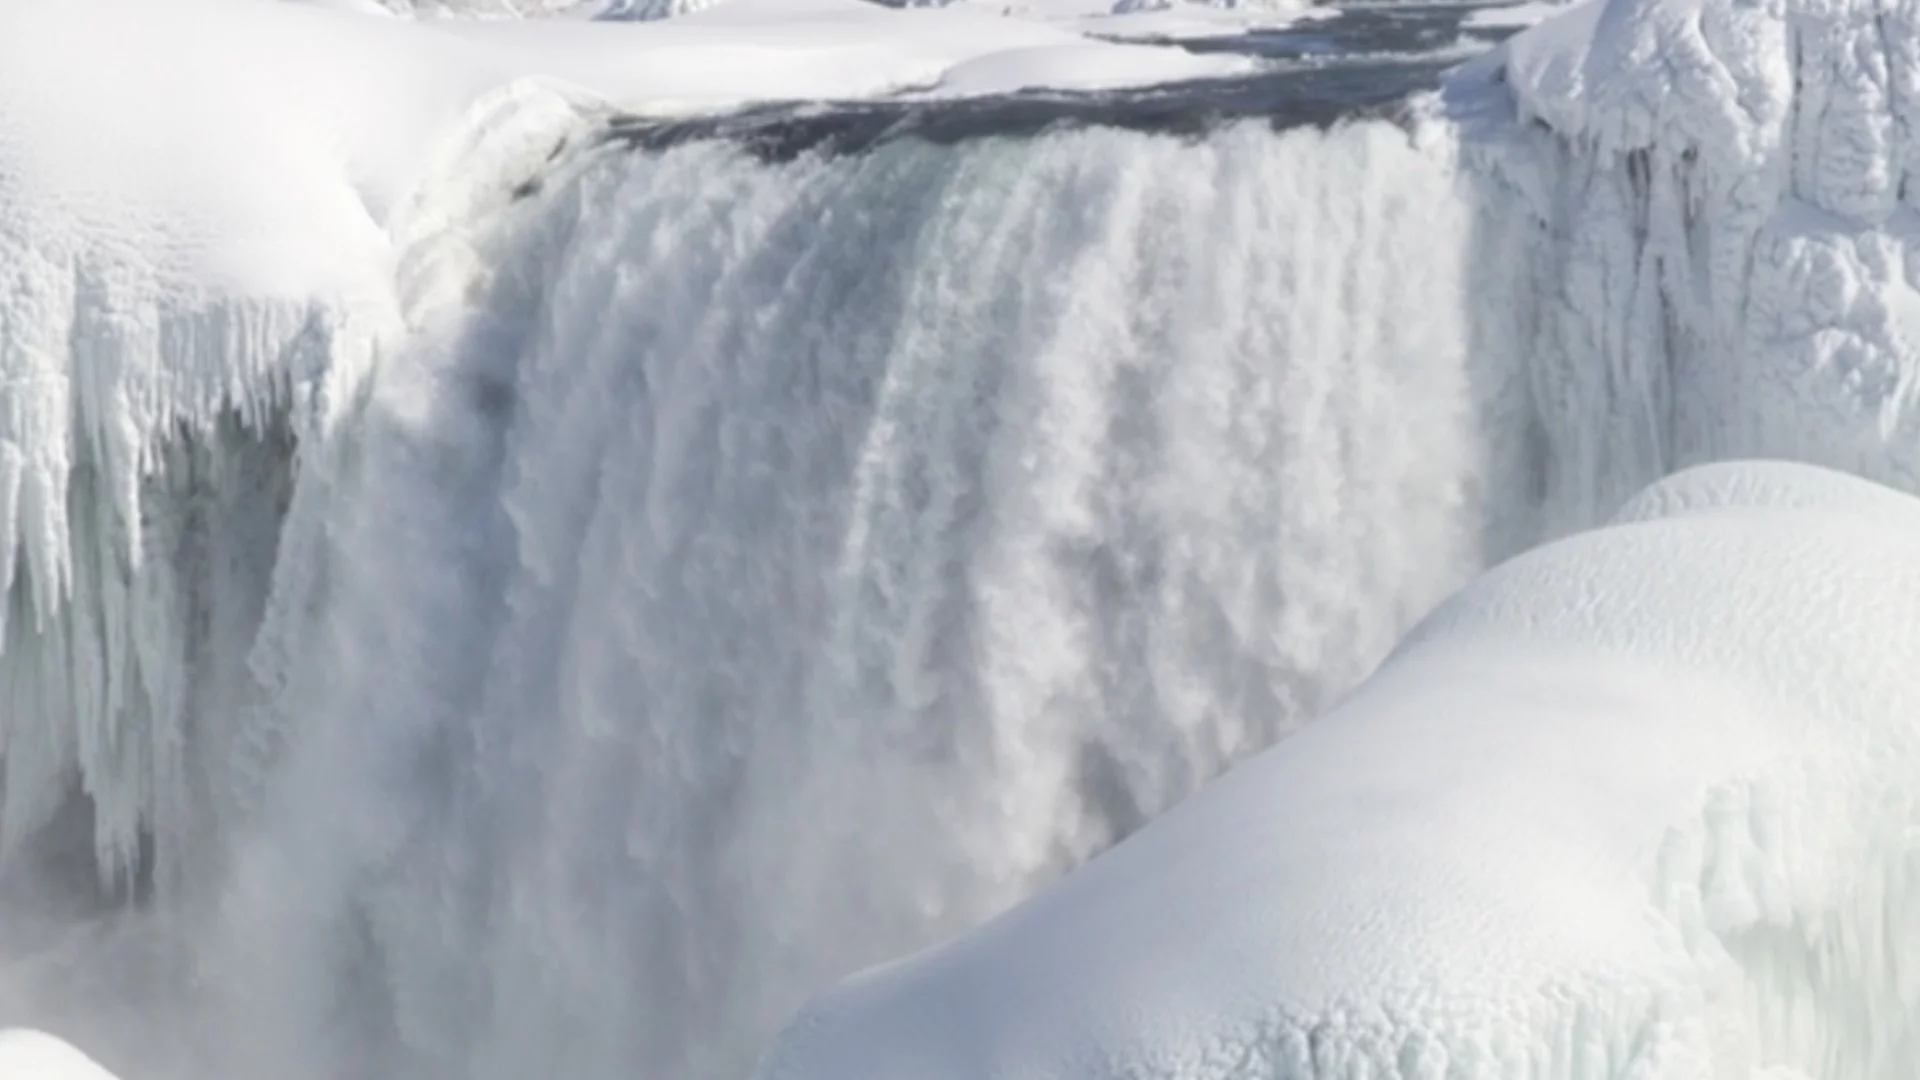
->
[756,459,1920,1080]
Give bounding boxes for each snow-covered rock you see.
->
[1465,0,1920,529]
[756,460,1920,1080]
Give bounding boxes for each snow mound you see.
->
[757,460,1920,1080]
[0,1031,119,1080]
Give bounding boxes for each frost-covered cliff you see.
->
[1476,0,1920,527]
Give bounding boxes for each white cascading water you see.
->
[0,105,1544,1080]
[217,116,1536,1080]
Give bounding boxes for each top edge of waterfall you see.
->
[596,5,1533,157]
[597,62,1470,160]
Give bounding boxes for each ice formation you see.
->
[754,0,1920,1075]
[756,459,1920,1080]
[16,0,1920,1077]
[0,1,1502,1075]
[599,0,725,18]
[0,0,414,892]
[1467,0,1920,529]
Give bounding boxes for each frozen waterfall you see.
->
[0,87,1544,1077]
[12,0,1920,1076]
[205,111,1534,1080]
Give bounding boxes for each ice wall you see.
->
[1469,0,1920,531]
[598,0,726,19]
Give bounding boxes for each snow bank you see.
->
[0,1031,119,1080]
[757,460,1920,1080]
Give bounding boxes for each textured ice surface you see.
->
[20,0,1920,1077]
[1465,0,1920,530]
[757,460,1920,1080]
